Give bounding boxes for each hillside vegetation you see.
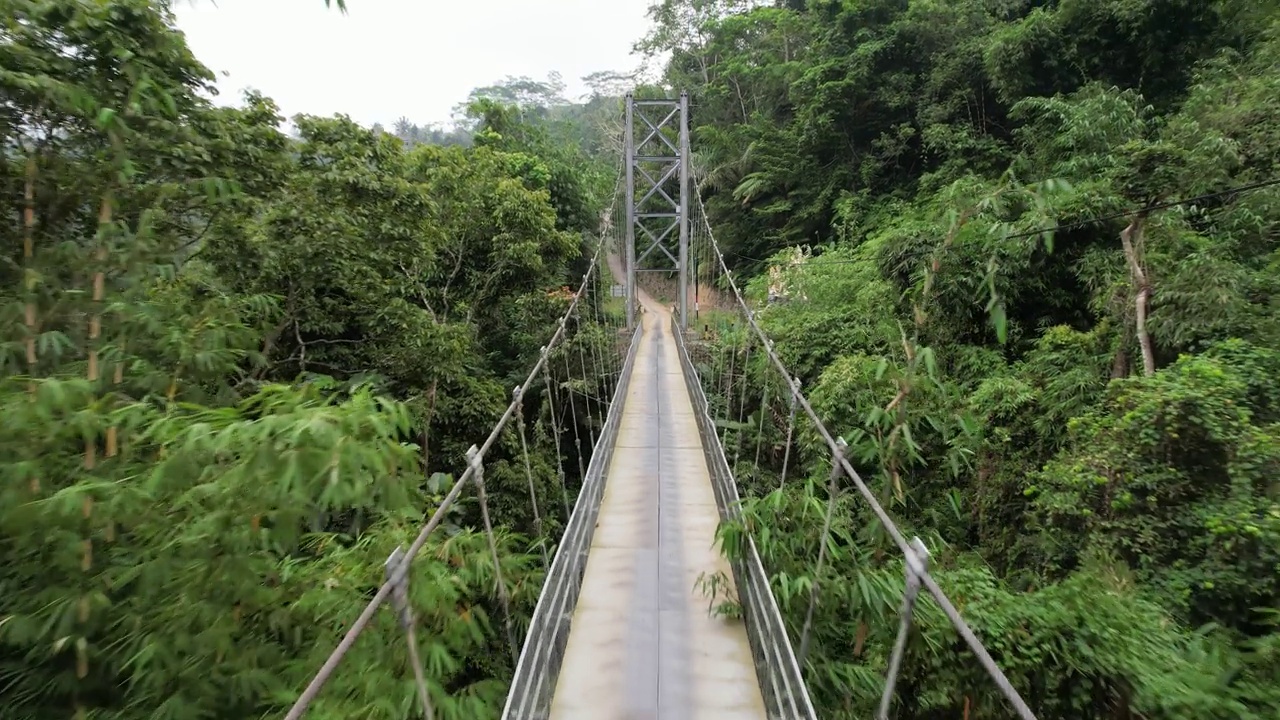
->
[0,2,613,718]
[3,1,1280,719]
[641,0,1280,718]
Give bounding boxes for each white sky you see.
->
[171,0,656,129]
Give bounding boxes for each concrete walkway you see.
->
[548,296,766,720]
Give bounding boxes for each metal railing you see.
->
[671,315,819,720]
[500,324,642,719]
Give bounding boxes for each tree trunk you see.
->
[1110,344,1130,379]
[23,156,36,386]
[87,195,112,470]
[420,378,439,471]
[1119,216,1155,376]
[23,155,38,493]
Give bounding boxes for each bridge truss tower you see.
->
[624,91,690,330]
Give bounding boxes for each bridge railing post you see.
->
[779,376,801,488]
[797,436,847,669]
[385,546,435,720]
[468,444,519,665]
[877,536,931,720]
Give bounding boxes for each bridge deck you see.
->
[549,304,767,720]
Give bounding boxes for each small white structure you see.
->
[766,246,811,304]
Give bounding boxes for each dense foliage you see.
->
[641,0,1280,717]
[0,1,616,718]
[7,0,1280,719]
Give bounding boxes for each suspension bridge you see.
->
[281,94,1039,720]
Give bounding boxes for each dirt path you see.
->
[606,252,735,317]
[606,252,662,314]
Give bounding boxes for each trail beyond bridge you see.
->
[282,94,1040,720]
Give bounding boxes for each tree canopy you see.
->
[0,1,618,718]
[4,0,1280,719]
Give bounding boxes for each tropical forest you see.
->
[2,1,1279,719]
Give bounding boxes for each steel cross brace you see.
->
[624,91,690,331]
